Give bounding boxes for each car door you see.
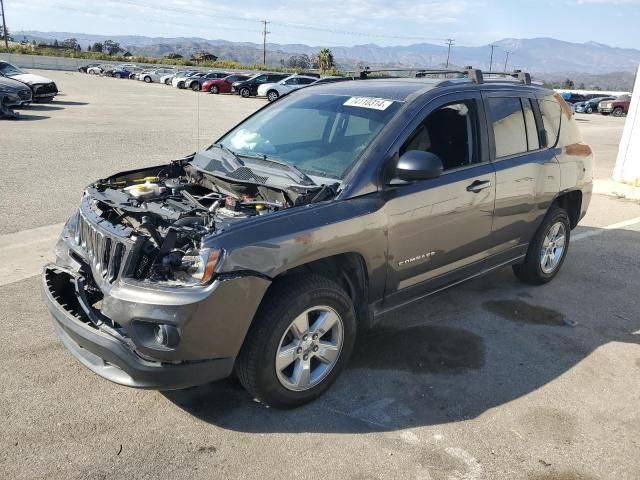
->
[382,91,496,310]
[482,92,560,265]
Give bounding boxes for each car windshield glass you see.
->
[0,63,25,76]
[216,93,402,180]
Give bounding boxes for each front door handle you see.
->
[466,180,492,193]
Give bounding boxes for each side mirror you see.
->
[396,150,443,181]
[539,129,549,148]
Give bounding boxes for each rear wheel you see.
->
[115,73,122,79]
[236,274,356,409]
[586,106,593,114]
[513,207,570,285]
[612,107,624,117]
[210,85,219,94]
[177,81,185,89]
[267,90,279,102]
[240,87,251,98]
[144,76,151,83]
[191,82,200,91]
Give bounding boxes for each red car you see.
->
[598,95,631,117]
[201,74,251,94]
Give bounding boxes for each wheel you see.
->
[612,107,624,117]
[191,82,200,91]
[586,106,593,114]
[177,81,185,89]
[116,73,122,79]
[210,85,219,94]
[164,78,171,85]
[240,87,251,98]
[513,207,570,285]
[236,274,356,409]
[144,76,151,83]
[267,90,279,102]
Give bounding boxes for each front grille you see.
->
[33,82,58,95]
[76,212,127,283]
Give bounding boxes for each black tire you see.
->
[513,207,571,285]
[240,87,251,98]
[210,85,219,94]
[236,274,357,409]
[267,90,279,102]
[177,81,185,89]
[612,107,624,117]
[191,82,200,91]
[164,78,171,85]
[586,106,593,114]
[144,76,151,83]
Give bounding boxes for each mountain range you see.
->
[18,31,640,88]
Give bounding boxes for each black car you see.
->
[232,73,289,97]
[43,68,592,409]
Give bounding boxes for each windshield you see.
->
[0,62,25,76]
[216,93,402,180]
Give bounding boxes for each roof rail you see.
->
[354,66,531,85]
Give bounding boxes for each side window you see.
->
[401,100,479,171]
[487,97,527,158]
[522,99,540,150]
[255,75,268,83]
[537,97,561,147]
[284,78,298,85]
[298,78,315,85]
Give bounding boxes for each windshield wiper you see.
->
[237,152,316,186]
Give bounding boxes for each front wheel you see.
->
[612,107,624,117]
[240,87,251,98]
[586,106,593,114]
[191,82,200,91]
[144,76,151,83]
[115,73,121,79]
[236,274,356,409]
[513,207,570,285]
[267,90,279,102]
[210,85,219,94]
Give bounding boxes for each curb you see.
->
[593,179,640,201]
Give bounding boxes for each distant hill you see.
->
[17,31,640,88]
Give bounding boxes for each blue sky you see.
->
[6,0,640,49]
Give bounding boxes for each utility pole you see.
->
[445,38,454,68]
[1,0,9,49]
[261,20,270,66]
[503,50,511,71]
[489,44,496,71]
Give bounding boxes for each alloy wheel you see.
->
[540,221,566,274]
[275,306,344,392]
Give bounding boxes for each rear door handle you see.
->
[466,180,492,193]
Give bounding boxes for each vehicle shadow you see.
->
[163,226,640,433]
[52,100,88,106]
[13,114,50,121]
[26,104,64,112]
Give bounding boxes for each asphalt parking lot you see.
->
[1,71,639,480]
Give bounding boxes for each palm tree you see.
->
[318,48,335,72]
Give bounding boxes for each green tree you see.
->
[318,48,334,72]
[92,42,103,53]
[103,40,123,55]
[62,38,80,51]
[562,78,574,89]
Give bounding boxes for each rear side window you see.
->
[487,97,528,158]
[537,98,562,147]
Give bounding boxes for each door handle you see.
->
[466,180,492,193]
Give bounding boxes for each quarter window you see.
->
[537,98,562,147]
[522,99,540,150]
[488,97,528,158]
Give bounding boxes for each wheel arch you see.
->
[552,190,582,229]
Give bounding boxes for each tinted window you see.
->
[402,101,479,171]
[537,98,562,147]
[488,97,527,158]
[298,78,315,85]
[522,99,540,150]
[284,78,298,85]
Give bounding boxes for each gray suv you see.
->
[43,69,592,408]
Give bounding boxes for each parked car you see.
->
[172,71,205,89]
[257,75,318,102]
[0,73,33,107]
[160,70,196,85]
[185,71,230,91]
[112,67,135,79]
[232,73,289,97]
[0,61,58,102]
[598,95,632,116]
[78,63,102,73]
[201,74,250,94]
[575,96,615,114]
[560,92,586,104]
[309,76,350,86]
[43,69,592,409]
[137,68,175,83]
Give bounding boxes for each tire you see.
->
[586,106,593,114]
[267,90,279,102]
[177,81,185,89]
[612,107,624,117]
[513,207,571,285]
[236,274,357,409]
[191,82,200,91]
[144,76,151,83]
[115,73,121,79]
[240,87,251,98]
[210,85,219,94]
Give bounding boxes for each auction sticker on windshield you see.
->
[344,97,393,110]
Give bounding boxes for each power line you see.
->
[1,0,8,49]
[445,38,454,68]
[261,20,270,66]
[489,44,497,71]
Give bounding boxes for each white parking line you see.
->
[0,223,64,287]
[1,214,640,288]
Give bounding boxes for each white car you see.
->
[172,71,206,89]
[139,68,175,83]
[87,64,107,75]
[257,75,318,102]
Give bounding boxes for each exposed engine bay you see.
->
[82,156,338,285]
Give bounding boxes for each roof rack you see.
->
[354,66,531,85]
